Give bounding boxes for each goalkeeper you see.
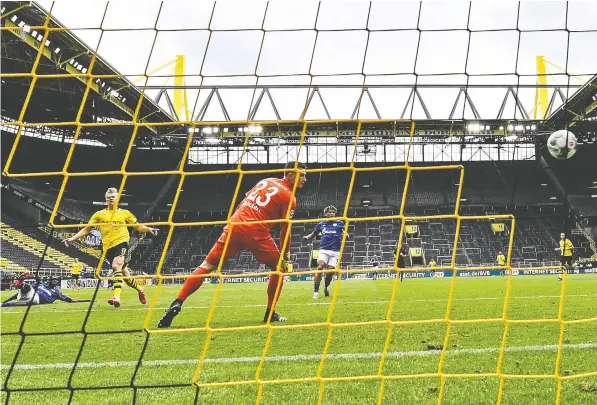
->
[159,162,307,327]
[1,282,90,307]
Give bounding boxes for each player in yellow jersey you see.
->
[63,188,158,308]
[555,233,574,281]
[496,251,506,276]
[428,258,437,277]
[70,259,85,290]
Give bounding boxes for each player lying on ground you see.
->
[303,205,346,299]
[1,282,91,307]
[556,232,574,281]
[62,187,159,308]
[158,162,307,328]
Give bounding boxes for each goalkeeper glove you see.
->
[280,253,292,273]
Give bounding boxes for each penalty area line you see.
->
[2,343,596,371]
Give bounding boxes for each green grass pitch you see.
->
[1,275,596,405]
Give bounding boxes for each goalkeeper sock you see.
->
[112,269,123,298]
[267,274,284,309]
[324,273,333,289]
[176,266,210,302]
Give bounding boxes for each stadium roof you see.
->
[1,2,594,147]
[543,73,597,133]
[0,2,180,143]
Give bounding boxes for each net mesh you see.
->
[1,2,596,404]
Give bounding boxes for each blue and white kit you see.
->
[314,220,345,267]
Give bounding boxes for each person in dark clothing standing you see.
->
[398,248,406,282]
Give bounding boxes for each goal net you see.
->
[2,2,596,404]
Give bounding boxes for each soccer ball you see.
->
[547,130,577,159]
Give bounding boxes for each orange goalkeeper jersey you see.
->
[227,178,297,254]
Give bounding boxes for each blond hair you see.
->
[105,188,119,200]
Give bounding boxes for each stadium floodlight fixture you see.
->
[249,125,263,134]
[223,128,229,132]
[244,126,249,132]
[467,123,481,133]
[499,126,504,130]
[203,128,212,135]
[507,125,514,131]
[212,127,219,133]
[515,125,524,131]
[531,125,536,130]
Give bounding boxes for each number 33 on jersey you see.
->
[231,178,297,233]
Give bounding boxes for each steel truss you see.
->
[148,84,584,125]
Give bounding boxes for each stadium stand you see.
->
[2,161,594,276]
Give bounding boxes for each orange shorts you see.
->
[205,229,282,267]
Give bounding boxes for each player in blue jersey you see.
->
[1,282,90,307]
[303,205,346,299]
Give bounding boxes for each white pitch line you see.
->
[2,343,596,371]
[1,294,596,315]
